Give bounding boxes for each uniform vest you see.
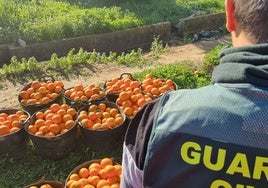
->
[143,84,268,188]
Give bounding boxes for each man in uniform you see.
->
[120,0,268,187]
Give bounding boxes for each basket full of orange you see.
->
[18,74,64,115]
[77,100,127,152]
[65,158,122,188]
[103,73,141,103]
[0,109,30,159]
[63,84,106,111]
[24,103,78,160]
[141,74,177,98]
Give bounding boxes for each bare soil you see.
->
[0,35,231,110]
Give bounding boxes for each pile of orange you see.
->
[142,74,176,97]
[104,74,141,94]
[78,102,124,130]
[115,89,153,119]
[27,103,77,137]
[19,80,64,106]
[64,84,105,102]
[0,110,29,136]
[66,158,122,188]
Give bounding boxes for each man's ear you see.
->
[225,0,236,32]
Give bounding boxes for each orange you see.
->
[41,97,51,105]
[151,87,160,96]
[78,113,88,122]
[38,86,47,94]
[65,120,75,130]
[54,85,63,93]
[88,112,98,121]
[113,165,122,176]
[103,165,116,178]
[78,167,90,178]
[92,123,102,130]
[49,124,60,135]
[96,179,109,188]
[105,117,117,128]
[69,173,80,181]
[56,108,66,117]
[89,175,100,186]
[145,74,154,79]
[100,158,113,168]
[11,120,20,128]
[107,177,120,185]
[119,91,131,101]
[35,111,44,119]
[0,125,9,136]
[54,80,64,88]
[31,80,41,89]
[89,162,102,171]
[39,125,49,134]
[47,82,55,91]
[44,132,55,137]
[89,167,100,176]
[88,104,98,112]
[50,103,61,112]
[109,108,119,117]
[123,107,133,117]
[35,131,44,136]
[52,114,62,124]
[19,91,30,99]
[28,125,37,134]
[67,108,77,117]
[34,119,45,128]
[115,116,124,125]
[121,100,132,108]
[98,103,107,111]
[63,114,73,122]
[110,183,120,188]
[40,184,53,188]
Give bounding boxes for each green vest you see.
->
[143,84,268,188]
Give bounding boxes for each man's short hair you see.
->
[234,0,268,43]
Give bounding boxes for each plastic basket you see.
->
[63,85,106,111]
[104,73,141,103]
[24,109,79,160]
[18,74,64,115]
[77,100,128,152]
[65,158,120,188]
[0,109,30,159]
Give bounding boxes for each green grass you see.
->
[0,141,123,187]
[0,0,224,45]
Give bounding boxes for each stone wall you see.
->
[0,23,171,66]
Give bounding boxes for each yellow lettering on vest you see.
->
[236,185,254,188]
[181,141,201,165]
[226,153,250,178]
[210,179,232,188]
[203,145,226,171]
[253,156,268,180]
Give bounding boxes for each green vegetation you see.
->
[0,0,224,45]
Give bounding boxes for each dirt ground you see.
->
[0,35,231,110]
